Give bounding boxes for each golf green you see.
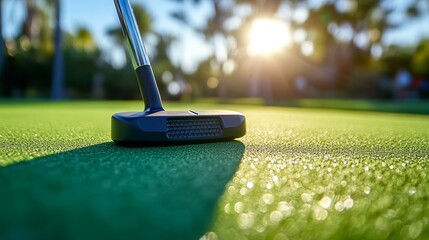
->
[1,101,429,240]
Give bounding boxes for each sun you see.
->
[247,18,291,56]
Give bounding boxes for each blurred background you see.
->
[1,0,429,102]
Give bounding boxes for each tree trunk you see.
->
[0,0,4,78]
[51,0,64,99]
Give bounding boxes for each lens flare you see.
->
[248,18,291,56]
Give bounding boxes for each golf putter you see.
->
[111,0,246,144]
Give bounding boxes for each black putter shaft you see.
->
[113,0,164,113]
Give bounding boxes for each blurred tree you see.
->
[3,0,60,98]
[48,0,64,99]
[150,34,179,99]
[413,39,429,77]
[169,0,239,99]
[170,0,429,100]
[2,0,106,99]
[0,0,4,77]
[380,45,414,75]
[63,27,101,98]
[22,0,40,42]
[1,0,51,97]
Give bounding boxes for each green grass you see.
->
[198,98,429,114]
[1,101,429,240]
[276,99,429,114]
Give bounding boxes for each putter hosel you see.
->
[136,65,164,113]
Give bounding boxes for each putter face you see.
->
[112,0,246,144]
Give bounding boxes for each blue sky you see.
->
[3,0,429,72]
[59,0,213,71]
[3,0,213,72]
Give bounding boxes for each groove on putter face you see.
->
[111,0,246,144]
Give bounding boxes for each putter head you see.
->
[112,110,246,144]
[112,0,246,144]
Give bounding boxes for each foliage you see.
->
[1,0,428,100]
[166,0,428,100]
[412,39,429,77]
[0,1,175,100]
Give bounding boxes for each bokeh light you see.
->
[207,77,219,89]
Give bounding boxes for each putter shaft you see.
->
[114,0,150,68]
[114,0,164,113]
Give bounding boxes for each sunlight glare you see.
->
[248,18,291,56]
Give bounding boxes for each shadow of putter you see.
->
[0,141,244,240]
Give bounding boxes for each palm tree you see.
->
[0,0,4,77]
[49,0,64,99]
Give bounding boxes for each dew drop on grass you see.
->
[200,232,218,240]
[364,186,371,195]
[254,224,266,233]
[258,201,268,213]
[228,186,236,194]
[376,173,383,180]
[318,196,332,209]
[273,233,288,240]
[408,187,417,195]
[313,207,328,221]
[277,201,294,217]
[234,202,244,213]
[246,181,254,189]
[240,188,248,196]
[344,197,354,209]
[269,210,283,223]
[386,209,397,219]
[301,192,313,202]
[272,175,279,182]
[224,203,231,214]
[408,221,423,239]
[335,201,345,212]
[240,178,247,184]
[237,212,256,229]
[262,193,275,205]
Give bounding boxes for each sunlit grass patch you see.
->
[1,101,429,239]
